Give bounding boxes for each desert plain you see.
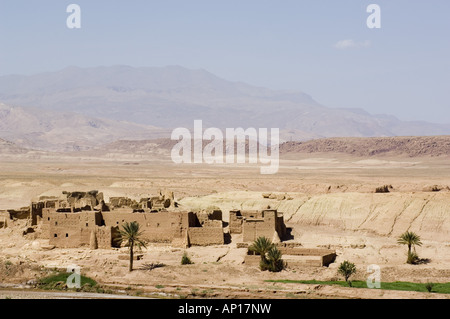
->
[0,137,449,299]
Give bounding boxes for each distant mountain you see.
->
[0,103,169,151]
[1,65,450,147]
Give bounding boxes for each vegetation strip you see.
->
[265,280,450,294]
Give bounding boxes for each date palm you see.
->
[397,231,422,264]
[119,221,147,272]
[266,246,285,272]
[249,236,274,263]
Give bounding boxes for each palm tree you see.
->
[397,231,422,264]
[338,260,357,287]
[118,221,147,272]
[266,246,285,272]
[249,237,274,263]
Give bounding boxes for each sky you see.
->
[0,0,449,123]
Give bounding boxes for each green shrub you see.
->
[250,237,285,272]
[337,261,357,287]
[181,252,193,265]
[425,282,434,293]
[265,247,285,272]
[407,251,420,265]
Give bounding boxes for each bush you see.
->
[249,237,285,272]
[265,247,285,272]
[337,261,357,287]
[431,185,441,192]
[425,282,434,293]
[375,185,391,193]
[181,252,193,265]
[407,251,419,265]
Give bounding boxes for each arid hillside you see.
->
[0,138,29,154]
[179,191,450,243]
[280,136,450,158]
[2,135,450,159]
[63,135,450,161]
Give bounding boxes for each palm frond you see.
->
[397,231,422,246]
[249,236,273,256]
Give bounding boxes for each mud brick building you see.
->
[229,209,287,242]
[33,191,224,249]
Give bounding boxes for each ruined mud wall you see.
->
[242,220,275,242]
[229,210,266,235]
[277,247,336,256]
[47,211,103,248]
[93,226,113,249]
[242,210,278,242]
[0,212,8,228]
[196,210,223,225]
[109,197,138,209]
[7,208,30,220]
[101,211,194,243]
[188,220,224,246]
[229,211,243,234]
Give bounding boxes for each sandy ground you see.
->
[0,153,449,299]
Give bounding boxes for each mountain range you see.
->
[1,65,449,151]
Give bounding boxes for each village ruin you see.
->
[1,190,336,268]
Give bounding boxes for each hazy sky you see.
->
[0,0,449,123]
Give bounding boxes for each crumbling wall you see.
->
[64,191,101,209]
[196,210,222,226]
[38,197,60,209]
[47,211,103,248]
[229,210,243,234]
[188,220,224,246]
[94,226,113,249]
[242,211,276,242]
[0,212,8,228]
[101,210,193,244]
[149,196,171,210]
[278,247,336,256]
[241,210,286,242]
[276,215,286,239]
[46,211,101,228]
[241,210,264,219]
[7,208,30,220]
[31,202,45,225]
[242,220,275,242]
[109,197,138,209]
